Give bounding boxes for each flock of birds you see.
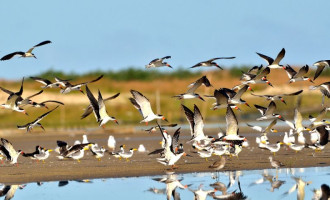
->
[0,41,329,199]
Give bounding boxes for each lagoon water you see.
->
[2,166,329,200]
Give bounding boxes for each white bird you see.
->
[138,144,146,152]
[0,138,23,165]
[283,177,312,200]
[287,143,305,153]
[256,48,285,69]
[247,119,278,134]
[173,76,212,101]
[107,135,116,150]
[264,141,283,156]
[129,90,167,125]
[85,85,119,128]
[1,40,51,61]
[82,135,89,144]
[90,143,106,161]
[118,148,137,161]
[283,129,295,145]
[189,184,216,200]
[145,56,172,69]
[33,149,53,163]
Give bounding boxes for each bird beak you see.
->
[162,117,168,122]
[133,148,138,151]
[23,111,28,116]
[282,66,286,69]
[79,89,85,94]
[281,99,286,105]
[245,102,251,108]
[102,125,106,129]
[279,142,284,145]
[267,81,273,87]
[114,120,119,125]
[40,126,45,131]
[48,149,53,152]
[273,129,278,133]
[248,86,253,91]
[45,105,49,109]
[308,78,314,83]
[183,152,187,156]
[166,64,172,68]
[33,55,37,59]
[199,96,205,101]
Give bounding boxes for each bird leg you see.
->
[205,158,208,162]
[42,160,45,164]
[273,152,276,156]
[77,159,81,163]
[126,158,130,162]
[171,165,179,169]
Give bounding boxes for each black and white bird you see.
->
[173,76,212,101]
[240,65,263,81]
[85,85,118,128]
[241,67,273,87]
[251,90,303,104]
[307,125,329,151]
[247,119,278,134]
[81,92,120,119]
[0,138,23,165]
[191,57,235,69]
[313,60,330,80]
[56,140,91,162]
[310,81,329,106]
[60,75,104,94]
[1,40,52,61]
[145,124,177,134]
[308,108,329,129]
[129,90,167,125]
[283,65,313,83]
[182,104,214,145]
[256,48,285,69]
[145,56,172,69]
[221,86,251,108]
[0,78,29,114]
[22,145,43,159]
[254,101,283,121]
[30,76,68,89]
[221,106,246,143]
[30,100,64,109]
[17,106,59,133]
[207,89,240,110]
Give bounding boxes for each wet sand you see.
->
[0,130,329,184]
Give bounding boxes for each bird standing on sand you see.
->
[118,148,137,162]
[256,48,286,69]
[191,57,235,69]
[173,76,212,101]
[209,156,226,172]
[107,135,116,150]
[129,90,167,125]
[145,56,172,69]
[1,40,51,61]
[268,156,284,169]
[34,149,53,163]
[265,141,283,156]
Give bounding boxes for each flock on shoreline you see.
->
[0,41,329,196]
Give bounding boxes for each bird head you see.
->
[280,98,286,105]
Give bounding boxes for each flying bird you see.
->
[173,76,212,101]
[191,57,235,69]
[254,101,284,121]
[60,75,103,94]
[283,65,313,83]
[0,138,23,165]
[145,56,172,69]
[85,85,118,128]
[1,40,52,61]
[251,90,303,104]
[129,90,167,125]
[256,48,285,69]
[17,106,59,132]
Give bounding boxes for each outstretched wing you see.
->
[181,104,195,136]
[187,76,212,93]
[273,48,285,65]
[130,90,153,118]
[226,106,238,135]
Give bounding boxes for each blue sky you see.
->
[1,0,329,79]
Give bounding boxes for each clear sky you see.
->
[1,0,329,79]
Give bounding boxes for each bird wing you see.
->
[85,85,100,121]
[193,105,205,138]
[16,77,24,96]
[97,90,109,120]
[233,84,248,100]
[294,108,303,130]
[266,101,277,115]
[187,76,211,93]
[317,126,329,146]
[282,90,303,96]
[148,58,160,65]
[1,138,17,160]
[0,87,14,95]
[295,65,309,77]
[103,93,120,101]
[320,82,330,98]
[81,105,93,119]
[256,52,274,65]
[27,40,52,53]
[248,65,263,75]
[226,106,238,135]
[161,56,171,60]
[39,100,64,105]
[284,65,297,79]
[0,52,24,61]
[29,77,52,86]
[255,67,271,79]
[246,124,263,132]
[207,57,235,62]
[214,89,228,105]
[221,88,236,99]
[254,104,267,115]
[130,90,154,118]
[181,104,195,136]
[273,48,285,65]
[25,90,43,100]
[315,108,327,122]
[265,119,277,132]
[33,106,59,125]
[77,75,103,86]
[313,60,330,80]
[171,128,181,154]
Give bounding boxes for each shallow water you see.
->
[1,167,329,200]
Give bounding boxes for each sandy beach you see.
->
[0,130,329,185]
